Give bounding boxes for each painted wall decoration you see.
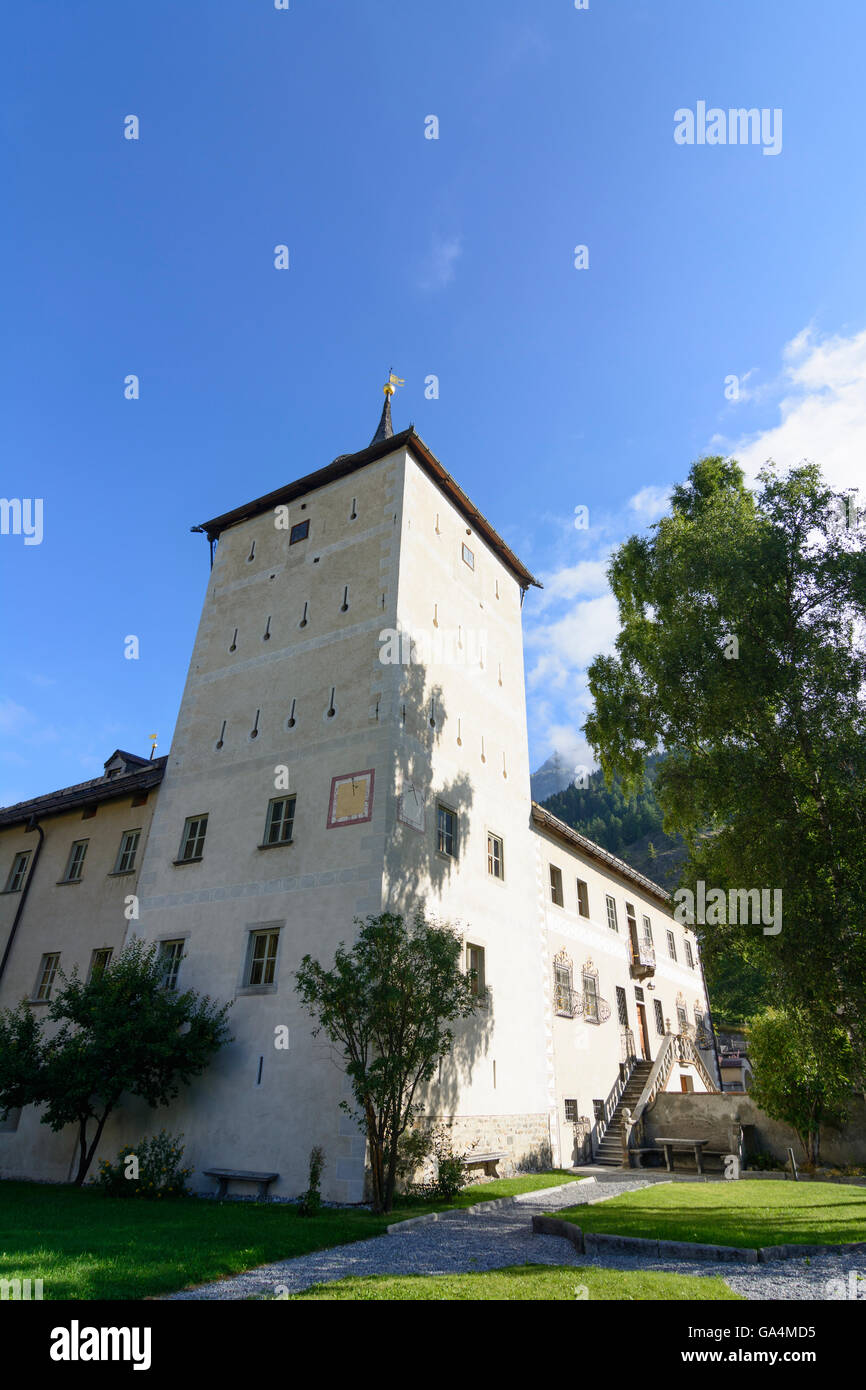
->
[397,778,426,832]
[326,768,375,828]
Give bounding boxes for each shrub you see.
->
[298,1145,326,1216]
[408,1125,479,1200]
[96,1131,192,1198]
[746,1150,784,1172]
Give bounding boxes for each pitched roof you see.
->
[530,801,672,908]
[196,427,542,590]
[0,757,168,830]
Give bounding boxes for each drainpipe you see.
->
[0,816,45,985]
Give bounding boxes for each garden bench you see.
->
[654,1137,709,1174]
[460,1151,508,1177]
[204,1167,279,1201]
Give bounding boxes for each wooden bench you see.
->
[460,1151,508,1178]
[204,1168,279,1201]
[654,1137,709,1174]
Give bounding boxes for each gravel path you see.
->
[164,1173,864,1301]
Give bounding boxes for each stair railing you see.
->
[620,1032,677,1166]
[621,1029,721,1166]
[591,1049,639,1158]
[676,1030,718,1093]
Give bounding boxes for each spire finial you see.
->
[370,369,404,445]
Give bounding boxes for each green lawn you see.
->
[560,1179,866,1249]
[0,1171,582,1300]
[287,1263,742,1301]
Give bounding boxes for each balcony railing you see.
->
[553,984,580,1018]
[629,934,656,979]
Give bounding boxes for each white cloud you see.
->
[0,699,35,735]
[715,324,866,494]
[534,559,610,609]
[526,592,619,690]
[628,484,672,523]
[418,235,462,291]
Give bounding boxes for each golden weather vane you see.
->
[383,369,404,397]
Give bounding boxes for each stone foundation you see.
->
[409,1112,552,1180]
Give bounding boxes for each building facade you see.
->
[0,410,718,1197]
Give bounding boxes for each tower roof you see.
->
[370,392,393,445]
[196,427,542,590]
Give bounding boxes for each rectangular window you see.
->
[265,795,296,845]
[289,519,310,544]
[4,851,30,893]
[246,929,281,987]
[605,894,618,932]
[34,953,60,1002]
[615,985,628,1027]
[677,1004,688,1032]
[583,972,599,1023]
[113,829,141,874]
[554,962,573,1015]
[654,999,665,1036]
[667,929,677,962]
[685,940,695,969]
[626,902,637,934]
[88,948,113,981]
[549,864,564,906]
[466,944,485,995]
[642,915,653,945]
[564,1098,578,1124]
[158,940,185,991]
[63,840,88,882]
[592,1099,605,1123]
[576,878,589,917]
[437,804,457,858]
[487,833,504,879]
[178,815,208,862]
[461,542,475,570]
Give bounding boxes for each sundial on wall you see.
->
[326,769,375,828]
[397,778,426,832]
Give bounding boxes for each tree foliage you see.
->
[0,939,231,1184]
[585,457,866,1074]
[748,1009,853,1166]
[295,910,480,1214]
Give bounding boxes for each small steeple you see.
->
[370,369,404,445]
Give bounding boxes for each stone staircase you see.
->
[593,1060,653,1166]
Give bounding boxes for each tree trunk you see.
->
[74,1107,112,1186]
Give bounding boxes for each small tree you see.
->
[0,940,231,1185]
[295,910,479,1213]
[748,1008,853,1167]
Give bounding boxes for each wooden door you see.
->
[637,1004,650,1059]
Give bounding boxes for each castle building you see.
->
[0,401,718,1197]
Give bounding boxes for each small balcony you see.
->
[629,933,656,980]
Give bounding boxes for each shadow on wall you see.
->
[376,653,493,1116]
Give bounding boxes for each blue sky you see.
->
[3,0,866,804]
